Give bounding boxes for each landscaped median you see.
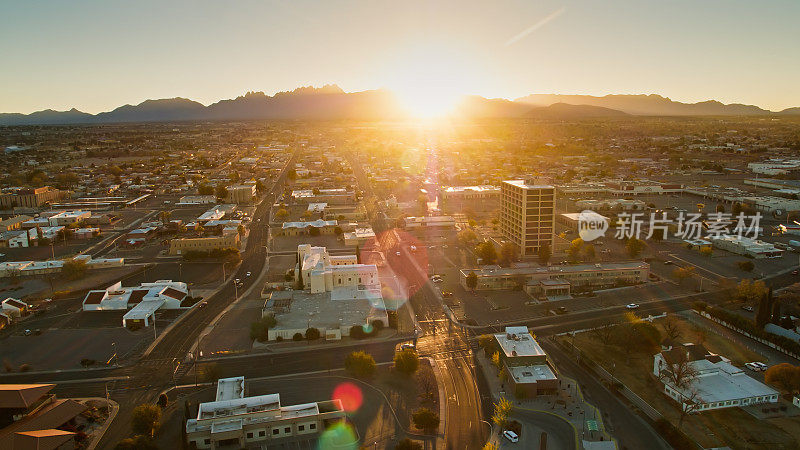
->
[557,313,800,450]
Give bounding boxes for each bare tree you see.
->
[416,369,437,403]
[662,315,682,341]
[658,351,698,390]
[678,389,702,430]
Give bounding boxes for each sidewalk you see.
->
[476,352,616,449]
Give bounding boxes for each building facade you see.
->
[494,326,558,397]
[0,187,65,209]
[500,180,555,258]
[186,377,346,450]
[169,232,240,255]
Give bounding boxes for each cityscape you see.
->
[2,2,800,450]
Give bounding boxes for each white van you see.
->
[503,430,519,443]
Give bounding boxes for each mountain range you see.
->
[2,85,798,125]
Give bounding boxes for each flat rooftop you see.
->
[267,288,386,331]
[494,327,546,358]
[461,261,648,278]
[508,364,557,383]
[503,180,554,189]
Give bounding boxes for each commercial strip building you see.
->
[575,198,647,212]
[291,188,355,205]
[494,326,558,397]
[169,231,240,255]
[709,235,783,259]
[342,227,375,246]
[402,216,456,230]
[0,255,124,278]
[178,195,217,205]
[500,180,555,259]
[81,280,189,327]
[459,261,650,299]
[654,342,779,412]
[262,287,389,341]
[440,185,500,211]
[186,376,346,449]
[279,220,338,237]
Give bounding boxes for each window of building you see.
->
[247,432,253,439]
[310,423,316,430]
[285,427,291,433]
[259,431,266,437]
[273,429,279,435]
[299,425,305,431]
[204,439,210,445]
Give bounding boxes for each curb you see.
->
[81,397,119,450]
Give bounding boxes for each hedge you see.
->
[703,305,800,356]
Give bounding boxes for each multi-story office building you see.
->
[500,180,555,258]
[0,187,65,209]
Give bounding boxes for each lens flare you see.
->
[317,421,358,450]
[332,382,363,413]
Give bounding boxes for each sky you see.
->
[1,0,799,114]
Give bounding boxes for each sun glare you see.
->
[385,45,479,118]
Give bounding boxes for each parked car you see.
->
[741,305,754,312]
[442,291,453,298]
[664,260,673,265]
[503,430,519,443]
[400,343,416,352]
[246,271,252,277]
[626,303,640,309]
[199,301,208,308]
[744,362,760,371]
[754,362,768,371]
[556,306,568,314]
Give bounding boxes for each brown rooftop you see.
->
[128,289,149,305]
[14,429,75,450]
[3,298,27,310]
[0,399,87,439]
[0,384,55,409]
[161,287,186,300]
[83,291,106,305]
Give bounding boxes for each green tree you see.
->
[412,407,440,432]
[131,404,161,437]
[250,316,277,342]
[200,363,222,383]
[673,266,695,284]
[583,243,596,261]
[755,288,773,329]
[306,327,321,340]
[566,238,584,262]
[625,237,646,258]
[498,242,517,267]
[394,349,420,375]
[457,229,478,246]
[215,185,228,199]
[61,259,88,280]
[475,241,497,265]
[537,243,552,265]
[491,397,513,429]
[198,184,214,195]
[345,351,376,378]
[737,260,755,272]
[764,363,800,394]
[275,208,289,220]
[465,271,478,291]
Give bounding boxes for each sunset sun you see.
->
[385,45,479,118]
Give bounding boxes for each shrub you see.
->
[653,418,694,450]
[18,364,31,372]
[250,316,276,342]
[394,349,420,375]
[306,327,321,340]
[412,407,440,432]
[157,393,168,408]
[131,404,161,437]
[395,439,423,450]
[292,332,304,341]
[345,351,376,378]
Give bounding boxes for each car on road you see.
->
[400,343,416,352]
[431,275,443,283]
[23,329,32,336]
[199,301,208,308]
[754,362,768,371]
[741,305,754,312]
[395,251,401,256]
[503,430,519,443]
[556,306,568,314]
[793,270,799,275]
[441,291,453,298]
[745,362,760,371]
[410,245,417,252]
[246,271,252,277]
[626,303,640,309]
[664,260,673,265]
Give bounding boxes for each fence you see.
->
[697,310,800,360]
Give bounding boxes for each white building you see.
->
[186,376,346,450]
[0,230,29,248]
[296,245,377,294]
[403,216,456,229]
[501,180,555,259]
[178,195,217,205]
[653,342,779,412]
[343,227,375,246]
[81,280,188,327]
[280,220,338,236]
[1,298,29,318]
[47,210,91,226]
[709,235,783,259]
